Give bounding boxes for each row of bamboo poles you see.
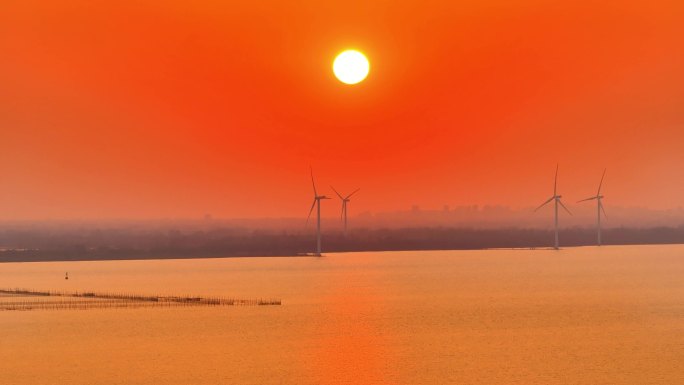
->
[0,288,281,311]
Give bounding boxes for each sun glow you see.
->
[333,50,369,85]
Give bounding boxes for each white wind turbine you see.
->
[331,186,360,236]
[307,168,330,256]
[535,164,572,250]
[577,169,607,246]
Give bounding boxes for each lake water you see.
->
[1,245,683,384]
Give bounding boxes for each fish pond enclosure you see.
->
[0,288,281,311]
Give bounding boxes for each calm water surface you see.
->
[1,245,683,384]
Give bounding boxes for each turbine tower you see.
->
[577,169,607,246]
[331,186,360,236]
[307,168,330,256]
[535,164,572,250]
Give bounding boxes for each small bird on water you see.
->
[65,272,69,280]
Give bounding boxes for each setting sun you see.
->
[332,50,369,85]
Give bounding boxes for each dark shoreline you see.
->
[2,225,683,263]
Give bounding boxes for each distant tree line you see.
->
[1,225,683,262]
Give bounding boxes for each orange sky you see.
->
[1,0,683,220]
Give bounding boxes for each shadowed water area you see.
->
[1,245,682,384]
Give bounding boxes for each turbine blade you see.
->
[534,197,554,212]
[558,199,572,216]
[577,196,597,203]
[600,200,608,219]
[340,201,345,220]
[597,168,606,195]
[306,199,316,224]
[554,164,559,196]
[330,185,344,200]
[346,188,360,199]
[310,166,317,197]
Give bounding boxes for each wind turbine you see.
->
[331,186,360,236]
[577,169,607,246]
[307,168,330,256]
[535,164,572,250]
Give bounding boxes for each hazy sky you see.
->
[1,0,683,220]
